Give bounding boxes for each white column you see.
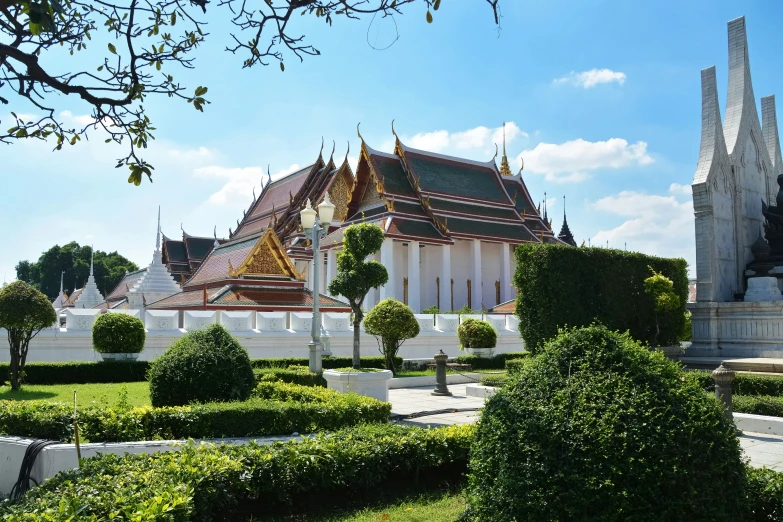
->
[380,238,395,301]
[407,241,421,313]
[326,248,337,296]
[441,244,452,312]
[471,239,482,309]
[500,242,512,303]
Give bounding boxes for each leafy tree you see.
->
[0,281,57,390]
[1,0,500,184]
[364,298,419,374]
[644,268,680,346]
[16,243,137,299]
[328,223,388,369]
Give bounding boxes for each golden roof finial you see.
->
[499,122,513,177]
[491,143,498,162]
[391,119,398,139]
[228,258,235,275]
[357,122,364,142]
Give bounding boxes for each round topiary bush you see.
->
[364,298,420,374]
[148,324,255,407]
[457,319,497,349]
[465,324,747,522]
[92,313,146,354]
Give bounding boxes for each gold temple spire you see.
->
[499,122,513,177]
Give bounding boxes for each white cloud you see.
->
[390,122,527,156]
[554,68,626,88]
[59,110,116,128]
[519,138,653,183]
[669,182,692,196]
[198,164,300,207]
[590,191,694,269]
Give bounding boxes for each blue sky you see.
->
[2,0,783,283]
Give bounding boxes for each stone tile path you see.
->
[389,384,783,471]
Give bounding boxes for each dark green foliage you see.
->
[148,324,255,407]
[454,352,527,370]
[92,313,146,354]
[0,356,402,385]
[0,281,58,390]
[15,242,138,299]
[328,223,389,369]
[365,299,420,374]
[747,466,783,521]
[254,366,326,387]
[457,319,497,349]
[0,423,472,520]
[504,358,529,374]
[682,310,693,341]
[514,244,688,352]
[734,395,783,417]
[466,325,747,522]
[682,370,783,397]
[0,381,390,442]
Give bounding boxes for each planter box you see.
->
[323,369,393,402]
[464,347,494,358]
[98,352,140,361]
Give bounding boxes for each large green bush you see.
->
[457,319,497,349]
[514,244,688,352]
[148,324,255,407]
[466,325,747,521]
[0,381,390,442]
[1,423,473,520]
[364,298,420,374]
[92,312,146,354]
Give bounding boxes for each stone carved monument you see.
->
[688,17,783,356]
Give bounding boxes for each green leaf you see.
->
[280,61,285,72]
[426,10,433,23]
[194,86,207,96]
[433,0,441,10]
[108,43,117,54]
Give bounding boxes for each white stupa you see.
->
[127,207,182,310]
[52,271,67,310]
[74,248,104,309]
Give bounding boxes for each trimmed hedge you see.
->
[734,395,783,417]
[1,356,403,385]
[253,366,326,387]
[748,466,783,521]
[1,423,473,520]
[505,358,529,374]
[682,370,783,397]
[479,374,509,387]
[514,244,688,352]
[454,352,528,370]
[0,381,390,442]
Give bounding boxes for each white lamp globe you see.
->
[318,192,336,225]
[300,199,317,230]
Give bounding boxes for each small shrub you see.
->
[0,423,472,520]
[421,305,440,314]
[148,324,255,407]
[92,313,146,354]
[466,325,747,521]
[504,358,529,374]
[747,466,783,521]
[479,374,508,387]
[457,319,497,350]
[454,352,528,370]
[682,310,693,341]
[364,299,420,374]
[453,305,475,314]
[253,366,326,387]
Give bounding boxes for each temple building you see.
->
[557,197,577,247]
[162,228,226,285]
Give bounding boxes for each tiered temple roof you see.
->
[97,268,147,310]
[73,249,105,308]
[149,228,350,312]
[324,128,562,248]
[162,228,226,284]
[557,196,577,247]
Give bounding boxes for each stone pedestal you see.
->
[323,369,393,402]
[744,277,783,302]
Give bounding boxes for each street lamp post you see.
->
[300,194,335,373]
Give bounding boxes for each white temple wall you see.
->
[420,244,439,310]
[1,312,523,363]
[481,242,501,309]
[394,240,406,301]
[451,240,471,310]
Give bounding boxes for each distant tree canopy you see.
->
[15,242,138,299]
[0,0,501,185]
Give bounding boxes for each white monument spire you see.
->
[762,95,783,174]
[155,206,161,253]
[52,270,67,310]
[74,245,104,309]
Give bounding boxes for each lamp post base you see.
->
[309,341,323,373]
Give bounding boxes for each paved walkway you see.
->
[389,384,783,471]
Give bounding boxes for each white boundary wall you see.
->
[1,312,523,363]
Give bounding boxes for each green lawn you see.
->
[0,381,150,407]
[265,489,467,521]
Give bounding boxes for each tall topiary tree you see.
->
[644,268,680,347]
[0,281,57,390]
[364,299,420,375]
[328,223,388,369]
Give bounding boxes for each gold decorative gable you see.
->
[229,229,302,280]
[329,170,352,222]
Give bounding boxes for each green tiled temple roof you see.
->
[387,219,445,240]
[394,201,427,217]
[370,155,417,198]
[404,151,507,203]
[447,218,535,242]
[163,240,187,262]
[185,237,216,259]
[429,198,518,220]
